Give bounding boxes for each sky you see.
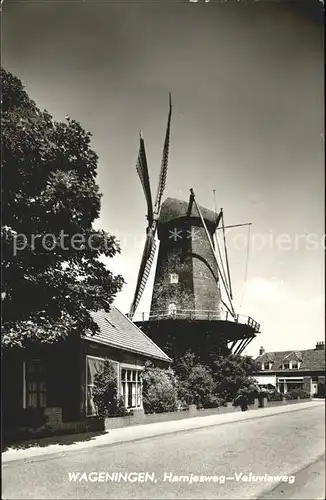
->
[3,0,324,357]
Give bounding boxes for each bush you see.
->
[93,359,129,418]
[266,390,283,402]
[174,352,220,409]
[284,389,311,400]
[212,354,261,402]
[142,363,179,414]
[234,382,259,408]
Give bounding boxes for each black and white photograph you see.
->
[1,0,325,499]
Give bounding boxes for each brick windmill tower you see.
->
[128,95,260,361]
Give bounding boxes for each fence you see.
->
[133,309,260,332]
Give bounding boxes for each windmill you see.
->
[129,95,260,359]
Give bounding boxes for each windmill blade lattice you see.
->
[129,94,172,318]
[129,236,157,318]
[154,93,172,214]
[136,134,153,227]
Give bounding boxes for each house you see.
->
[253,342,325,397]
[2,306,171,430]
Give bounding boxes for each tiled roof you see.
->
[83,307,171,363]
[255,348,325,372]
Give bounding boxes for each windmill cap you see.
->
[158,197,218,226]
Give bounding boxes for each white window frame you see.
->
[85,355,119,417]
[168,302,177,316]
[120,365,144,410]
[170,273,179,284]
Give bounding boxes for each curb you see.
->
[3,401,324,466]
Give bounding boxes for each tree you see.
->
[212,353,260,402]
[1,68,124,347]
[142,362,179,414]
[173,352,219,408]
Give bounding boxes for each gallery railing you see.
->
[133,309,260,333]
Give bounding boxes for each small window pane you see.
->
[170,273,179,284]
[168,303,177,315]
[86,386,97,416]
[137,384,142,407]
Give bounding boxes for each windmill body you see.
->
[150,197,222,320]
[129,96,260,361]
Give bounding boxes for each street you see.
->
[2,403,325,499]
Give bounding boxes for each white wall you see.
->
[254,375,277,387]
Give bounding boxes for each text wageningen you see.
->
[68,471,296,484]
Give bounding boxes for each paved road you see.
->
[2,403,325,499]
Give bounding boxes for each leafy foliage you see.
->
[92,359,129,418]
[233,382,260,409]
[265,389,283,402]
[173,352,220,408]
[1,68,124,346]
[142,362,179,414]
[172,351,260,408]
[150,248,195,313]
[284,389,311,400]
[212,353,260,402]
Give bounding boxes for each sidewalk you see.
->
[2,400,324,465]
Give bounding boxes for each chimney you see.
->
[315,341,325,350]
[259,346,265,356]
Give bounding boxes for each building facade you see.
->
[2,307,171,430]
[253,342,325,397]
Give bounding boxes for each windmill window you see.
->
[170,273,179,284]
[168,302,177,316]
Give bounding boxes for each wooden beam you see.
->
[191,189,235,317]
[187,191,195,217]
[221,210,233,300]
[216,222,252,231]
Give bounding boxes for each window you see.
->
[263,362,271,371]
[168,302,177,316]
[283,362,290,370]
[170,273,179,284]
[120,368,143,409]
[86,356,119,416]
[24,360,47,408]
[86,356,105,416]
[291,361,299,369]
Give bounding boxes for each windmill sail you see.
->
[129,235,157,318]
[129,94,172,319]
[154,93,172,214]
[136,134,153,226]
